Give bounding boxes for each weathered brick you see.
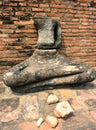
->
[35,13,46,17]
[50,4,66,8]
[39,4,49,8]
[15,11,26,16]
[15,29,35,33]
[48,13,63,17]
[0,34,8,38]
[32,8,43,12]
[4,2,18,6]
[0,21,3,25]
[14,21,34,25]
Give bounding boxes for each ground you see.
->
[0,79,96,130]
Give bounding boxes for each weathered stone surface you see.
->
[69,99,88,112]
[85,99,96,110]
[0,87,5,94]
[77,90,95,101]
[23,96,39,120]
[55,101,74,118]
[0,81,96,130]
[2,121,38,130]
[90,111,96,120]
[0,98,19,112]
[2,19,96,93]
[46,115,58,128]
[61,112,96,130]
[47,94,59,104]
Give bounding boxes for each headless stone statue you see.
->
[3,19,96,93]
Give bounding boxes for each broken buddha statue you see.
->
[3,19,96,93]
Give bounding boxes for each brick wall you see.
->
[0,0,96,79]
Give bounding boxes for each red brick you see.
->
[5,3,18,6]
[0,21,3,25]
[7,58,25,61]
[36,13,46,17]
[32,8,43,12]
[14,21,34,25]
[28,3,38,7]
[11,0,25,1]
[4,30,14,34]
[80,3,87,6]
[48,13,63,17]
[51,9,58,13]
[19,2,27,6]
[40,4,49,8]
[15,11,26,16]
[15,29,35,33]
[0,1,2,5]
[44,8,50,12]
[3,38,17,42]
[0,25,16,29]
[53,0,61,4]
[0,34,8,38]
[50,4,66,8]
[15,46,22,50]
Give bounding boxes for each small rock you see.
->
[47,94,59,104]
[37,117,44,127]
[45,115,58,128]
[55,101,74,118]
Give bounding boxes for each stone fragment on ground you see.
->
[1,111,19,123]
[0,97,19,113]
[47,94,59,104]
[45,115,58,128]
[23,96,39,120]
[36,117,44,127]
[55,101,74,118]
